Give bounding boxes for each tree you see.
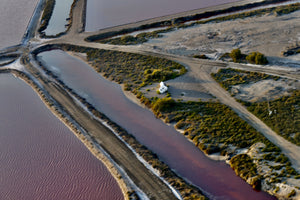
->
[230,48,242,62]
[246,52,268,65]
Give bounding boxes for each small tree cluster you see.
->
[229,49,268,65]
[246,52,268,65]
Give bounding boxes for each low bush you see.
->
[246,52,268,65]
[230,48,242,62]
[230,154,260,189]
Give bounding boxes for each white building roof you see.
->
[159,82,168,94]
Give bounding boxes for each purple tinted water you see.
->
[38,50,277,200]
[0,0,38,49]
[0,73,123,200]
[86,0,242,31]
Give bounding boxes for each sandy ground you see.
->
[231,78,300,102]
[143,9,300,58]
[140,66,216,102]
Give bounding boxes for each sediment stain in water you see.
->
[0,73,123,200]
[38,49,276,200]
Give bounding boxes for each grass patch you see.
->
[99,28,174,45]
[85,48,186,92]
[150,99,276,151]
[212,68,299,146]
[230,154,260,189]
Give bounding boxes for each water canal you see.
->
[38,50,276,200]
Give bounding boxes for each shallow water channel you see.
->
[44,0,74,36]
[38,50,277,200]
[0,73,123,200]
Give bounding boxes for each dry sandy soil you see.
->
[143,9,300,60]
[231,78,299,102]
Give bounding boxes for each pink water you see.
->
[0,0,38,50]
[0,73,123,200]
[86,0,242,31]
[38,50,277,200]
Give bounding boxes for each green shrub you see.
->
[152,97,176,113]
[230,154,260,188]
[263,153,276,161]
[230,48,242,62]
[287,189,296,198]
[247,90,300,146]
[246,52,268,65]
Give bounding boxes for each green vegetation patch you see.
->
[99,28,174,45]
[211,68,278,90]
[151,99,276,151]
[247,90,300,146]
[230,154,261,189]
[148,97,299,183]
[246,52,268,65]
[225,49,268,65]
[85,48,186,91]
[212,68,299,146]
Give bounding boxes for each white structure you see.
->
[159,81,168,94]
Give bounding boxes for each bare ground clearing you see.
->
[142,8,300,62]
